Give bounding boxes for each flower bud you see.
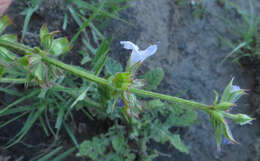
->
[233,114,254,125]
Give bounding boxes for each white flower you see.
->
[120,41,158,66]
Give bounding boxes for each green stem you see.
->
[129,88,210,110]
[41,55,109,86]
[0,40,212,110]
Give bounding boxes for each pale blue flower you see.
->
[230,85,241,93]
[120,41,158,66]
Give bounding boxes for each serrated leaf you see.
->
[112,134,125,152]
[147,99,164,109]
[77,135,109,159]
[141,67,164,90]
[168,134,189,154]
[77,140,96,158]
[105,57,123,75]
[165,104,197,127]
[50,38,70,56]
[0,15,12,34]
[155,128,189,154]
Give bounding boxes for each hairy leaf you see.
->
[141,67,164,90]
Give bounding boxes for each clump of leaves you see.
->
[218,0,260,64]
[77,126,136,161]
[77,67,197,161]
[77,100,197,161]
[0,0,129,153]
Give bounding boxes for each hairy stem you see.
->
[129,88,210,110]
[0,39,212,110]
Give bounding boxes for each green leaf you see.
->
[0,34,17,42]
[141,67,164,90]
[105,57,123,75]
[21,0,43,41]
[70,88,88,109]
[29,55,42,66]
[0,47,17,62]
[70,0,129,24]
[6,104,45,148]
[50,38,70,56]
[156,128,189,154]
[19,56,29,67]
[215,102,234,111]
[31,63,44,81]
[147,99,164,109]
[40,24,49,39]
[70,1,105,45]
[208,111,238,150]
[55,103,65,131]
[50,147,76,161]
[112,134,125,152]
[0,89,40,115]
[0,112,28,129]
[0,65,4,77]
[78,50,92,65]
[91,39,110,75]
[77,135,109,159]
[63,122,79,148]
[0,15,12,34]
[38,146,63,161]
[165,104,197,127]
[168,134,189,154]
[220,79,233,102]
[40,24,53,49]
[223,120,237,144]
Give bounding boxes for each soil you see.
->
[1,0,260,161]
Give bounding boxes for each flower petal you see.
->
[120,41,139,51]
[230,85,240,93]
[120,41,158,66]
[140,44,158,62]
[129,49,142,65]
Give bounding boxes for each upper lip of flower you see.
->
[120,41,158,66]
[230,85,241,93]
